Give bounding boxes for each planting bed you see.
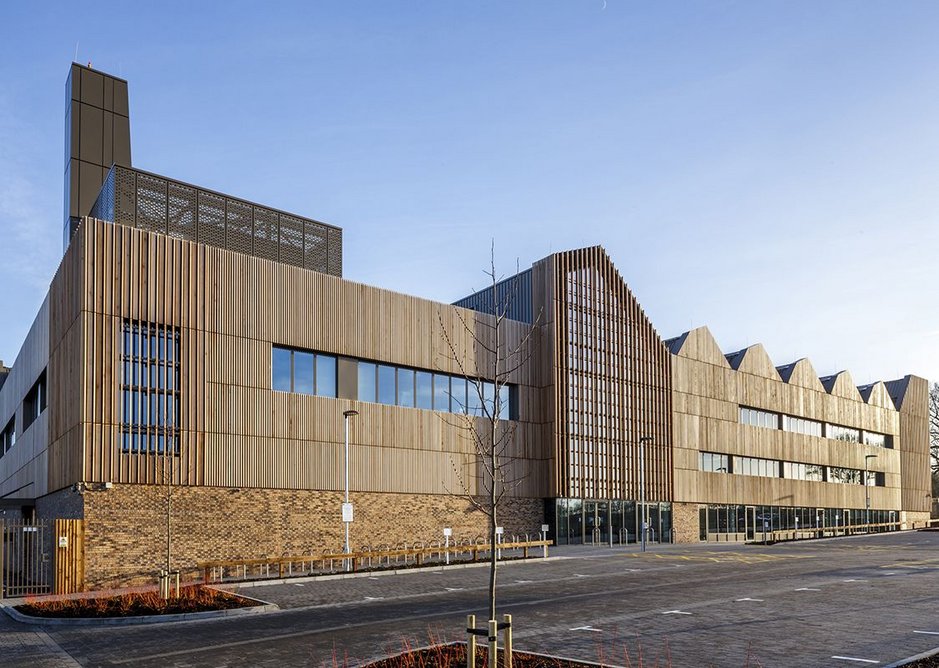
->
[360,643,607,668]
[15,585,261,619]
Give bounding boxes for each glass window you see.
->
[433,374,450,412]
[450,377,467,413]
[358,362,377,402]
[397,368,415,407]
[315,354,336,397]
[482,382,496,417]
[272,347,292,392]
[293,351,314,394]
[863,432,885,448]
[415,371,433,410]
[467,380,482,416]
[498,385,510,420]
[377,365,396,405]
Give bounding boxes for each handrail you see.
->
[752,520,905,543]
[199,539,554,583]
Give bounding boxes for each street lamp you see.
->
[865,454,878,529]
[342,409,359,570]
[639,436,652,552]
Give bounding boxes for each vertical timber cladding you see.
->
[80,218,205,486]
[892,376,931,514]
[550,247,672,501]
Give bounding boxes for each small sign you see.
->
[495,526,504,535]
[342,502,354,523]
[58,536,68,548]
[541,524,549,533]
[443,527,452,537]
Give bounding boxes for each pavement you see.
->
[3,532,939,667]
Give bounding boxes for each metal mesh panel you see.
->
[89,167,116,222]
[114,165,136,227]
[279,214,305,268]
[327,227,342,277]
[303,220,328,272]
[253,207,279,262]
[136,173,168,233]
[167,182,197,242]
[225,199,253,256]
[197,191,226,249]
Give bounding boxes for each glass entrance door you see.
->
[746,506,756,540]
[585,501,610,544]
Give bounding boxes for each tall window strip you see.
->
[0,417,15,458]
[120,321,180,454]
[741,406,891,449]
[21,370,47,433]
[272,347,337,397]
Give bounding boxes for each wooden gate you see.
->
[1,519,52,598]
[53,519,85,595]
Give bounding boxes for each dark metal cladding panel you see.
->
[78,160,102,217]
[197,191,226,249]
[89,168,116,223]
[136,173,168,233]
[114,166,137,227]
[253,207,279,262]
[113,79,129,118]
[103,77,114,112]
[80,68,104,108]
[167,182,197,242]
[279,214,305,268]
[303,220,328,273]
[113,115,131,166]
[327,227,342,277]
[78,104,103,165]
[103,112,113,167]
[225,199,253,255]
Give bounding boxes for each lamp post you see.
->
[342,409,358,571]
[639,436,652,552]
[865,454,878,529]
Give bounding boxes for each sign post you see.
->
[443,527,452,565]
[495,526,504,560]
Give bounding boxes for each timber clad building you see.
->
[0,64,930,590]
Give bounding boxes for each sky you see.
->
[0,1,937,387]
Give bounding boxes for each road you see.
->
[4,531,939,667]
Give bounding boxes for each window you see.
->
[863,431,886,448]
[739,407,779,430]
[397,368,415,407]
[22,370,47,432]
[433,374,450,412]
[733,456,779,478]
[829,466,862,484]
[377,365,396,405]
[0,417,15,457]
[827,424,860,443]
[121,321,180,454]
[700,452,729,473]
[782,414,822,438]
[358,362,377,402]
[271,346,337,397]
[415,372,433,410]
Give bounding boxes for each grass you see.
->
[16,584,260,618]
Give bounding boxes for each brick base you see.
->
[37,485,544,589]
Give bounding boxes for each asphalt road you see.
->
[5,531,939,667]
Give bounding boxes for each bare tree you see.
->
[438,243,539,624]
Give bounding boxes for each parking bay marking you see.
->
[830,656,879,664]
[795,587,821,591]
[914,631,939,635]
[735,598,764,602]
[662,610,692,615]
[570,626,602,632]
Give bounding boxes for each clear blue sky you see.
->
[1,1,937,386]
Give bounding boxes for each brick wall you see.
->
[72,484,544,589]
[672,501,699,543]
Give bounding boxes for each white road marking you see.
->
[735,598,764,602]
[569,625,602,632]
[830,656,879,664]
[795,587,821,591]
[364,596,383,601]
[293,583,305,587]
[914,631,939,635]
[662,610,692,615]
[445,587,464,592]
[574,573,589,578]
[843,579,868,582]
[515,580,533,584]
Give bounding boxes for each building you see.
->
[0,64,929,591]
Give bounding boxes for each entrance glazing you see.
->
[553,498,673,545]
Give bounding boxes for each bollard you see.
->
[488,619,498,668]
[467,614,476,668]
[502,614,512,668]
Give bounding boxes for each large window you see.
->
[863,431,888,448]
[740,407,779,429]
[733,456,780,478]
[829,466,862,484]
[700,452,729,473]
[271,346,337,398]
[783,462,825,481]
[0,417,14,457]
[827,424,860,443]
[782,415,822,438]
[121,321,180,454]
